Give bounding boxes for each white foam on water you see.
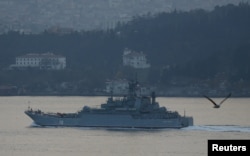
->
[183,125,250,133]
[29,122,41,127]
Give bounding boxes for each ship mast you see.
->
[128,80,138,99]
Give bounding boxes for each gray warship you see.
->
[25,81,193,128]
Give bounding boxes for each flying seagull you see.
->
[204,93,232,108]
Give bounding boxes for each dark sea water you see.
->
[0,96,249,156]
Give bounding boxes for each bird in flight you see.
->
[204,93,232,108]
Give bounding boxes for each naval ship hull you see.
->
[25,111,193,128]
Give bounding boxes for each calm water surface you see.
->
[0,96,250,156]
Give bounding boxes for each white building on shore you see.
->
[122,48,151,69]
[10,52,66,70]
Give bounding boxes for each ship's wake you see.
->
[183,125,250,133]
[28,122,250,133]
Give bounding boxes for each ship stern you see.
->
[181,116,193,127]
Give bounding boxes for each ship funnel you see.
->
[151,92,156,104]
